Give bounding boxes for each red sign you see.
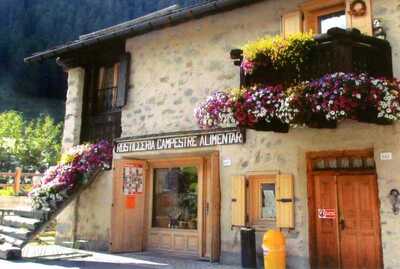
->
[125,195,136,209]
[318,208,336,219]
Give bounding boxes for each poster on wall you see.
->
[123,164,144,195]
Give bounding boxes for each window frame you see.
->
[301,0,348,34]
[247,174,277,229]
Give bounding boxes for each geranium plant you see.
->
[29,140,113,210]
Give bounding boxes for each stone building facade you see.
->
[28,0,400,268]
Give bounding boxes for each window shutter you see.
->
[276,174,294,228]
[116,52,131,108]
[346,0,372,35]
[282,11,303,38]
[231,175,246,227]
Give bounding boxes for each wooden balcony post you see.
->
[14,167,22,194]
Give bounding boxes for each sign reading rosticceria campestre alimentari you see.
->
[114,128,245,153]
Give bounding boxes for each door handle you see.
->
[339,219,346,230]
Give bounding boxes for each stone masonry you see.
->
[59,1,400,268]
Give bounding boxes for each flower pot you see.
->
[245,118,289,133]
[357,108,393,125]
[306,114,337,129]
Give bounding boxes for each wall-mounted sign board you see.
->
[114,128,245,153]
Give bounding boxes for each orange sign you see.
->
[125,195,136,209]
[318,208,336,219]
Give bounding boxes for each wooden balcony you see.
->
[231,28,393,87]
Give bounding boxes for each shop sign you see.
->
[114,128,245,153]
[318,208,336,219]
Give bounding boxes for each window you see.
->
[81,53,130,143]
[300,0,347,34]
[319,10,346,33]
[152,166,198,230]
[248,175,276,227]
[261,183,276,219]
[96,63,120,113]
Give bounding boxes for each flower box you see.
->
[305,114,337,129]
[244,119,289,133]
[231,28,393,87]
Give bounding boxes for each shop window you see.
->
[152,166,198,230]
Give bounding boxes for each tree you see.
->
[0,111,62,172]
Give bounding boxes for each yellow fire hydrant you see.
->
[262,229,286,269]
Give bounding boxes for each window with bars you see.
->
[80,53,130,143]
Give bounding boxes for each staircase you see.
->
[0,169,102,260]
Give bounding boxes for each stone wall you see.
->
[56,67,85,246]
[59,0,400,268]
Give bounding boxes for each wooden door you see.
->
[314,174,340,269]
[337,174,382,269]
[110,159,147,252]
[313,173,382,269]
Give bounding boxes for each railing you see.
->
[95,86,119,113]
[81,86,122,143]
[231,28,393,87]
[0,168,42,195]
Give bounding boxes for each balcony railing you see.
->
[231,28,393,87]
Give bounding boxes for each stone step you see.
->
[0,242,21,260]
[2,215,42,230]
[12,209,49,221]
[0,225,32,240]
[0,234,24,248]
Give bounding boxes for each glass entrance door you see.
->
[152,167,198,230]
[147,159,203,256]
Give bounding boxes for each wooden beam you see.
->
[209,152,221,262]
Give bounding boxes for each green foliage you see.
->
[0,187,15,196]
[0,111,62,172]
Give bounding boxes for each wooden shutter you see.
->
[116,52,131,108]
[231,175,246,227]
[346,0,373,35]
[276,174,294,228]
[282,10,303,38]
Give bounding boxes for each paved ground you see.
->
[0,244,242,269]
